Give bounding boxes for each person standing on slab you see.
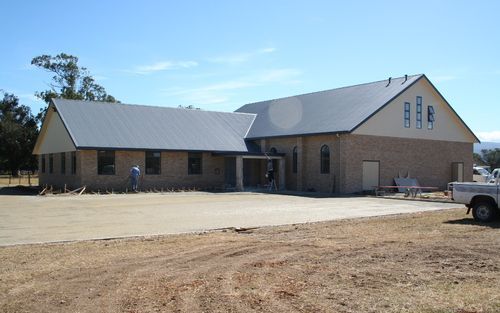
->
[129,165,141,192]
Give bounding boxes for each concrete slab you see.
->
[0,192,460,246]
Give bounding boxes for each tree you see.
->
[480,148,500,170]
[473,152,484,166]
[31,53,118,119]
[178,104,201,110]
[0,92,39,175]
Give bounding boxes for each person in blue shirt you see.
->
[129,165,141,192]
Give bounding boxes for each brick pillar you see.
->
[335,134,341,193]
[337,135,345,194]
[296,137,303,191]
[236,156,244,191]
[279,158,286,190]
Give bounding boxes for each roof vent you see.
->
[402,74,408,84]
[386,77,392,87]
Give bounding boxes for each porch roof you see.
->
[212,151,285,159]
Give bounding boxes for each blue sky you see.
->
[1,0,500,141]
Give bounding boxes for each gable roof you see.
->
[236,74,424,139]
[35,74,478,155]
[49,99,258,153]
[419,76,480,143]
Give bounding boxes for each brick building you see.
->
[33,74,478,193]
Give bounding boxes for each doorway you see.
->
[362,160,380,191]
[224,157,236,187]
[451,162,464,182]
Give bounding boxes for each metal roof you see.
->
[48,74,478,153]
[236,74,424,139]
[52,99,257,152]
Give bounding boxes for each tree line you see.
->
[474,149,500,170]
[0,53,118,175]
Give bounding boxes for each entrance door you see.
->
[224,157,236,187]
[451,162,464,182]
[362,161,380,191]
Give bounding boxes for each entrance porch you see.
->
[217,153,286,191]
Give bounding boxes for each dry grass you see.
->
[0,176,38,187]
[1,208,499,313]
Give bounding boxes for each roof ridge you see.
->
[53,98,257,117]
[239,74,423,108]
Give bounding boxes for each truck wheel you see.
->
[472,202,497,222]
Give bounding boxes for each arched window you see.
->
[320,145,330,174]
[292,146,298,173]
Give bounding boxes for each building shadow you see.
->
[0,186,39,196]
[444,218,500,229]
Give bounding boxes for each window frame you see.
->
[404,102,411,128]
[97,150,116,175]
[71,151,76,175]
[416,96,422,129]
[188,152,202,175]
[41,154,46,173]
[49,154,54,174]
[428,105,435,130]
[320,145,330,174]
[145,151,161,175]
[292,146,298,174]
[60,152,66,175]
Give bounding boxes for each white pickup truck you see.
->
[452,181,500,222]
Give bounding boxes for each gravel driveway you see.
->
[0,192,459,245]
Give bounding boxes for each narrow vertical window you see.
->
[49,154,54,174]
[188,152,202,175]
[416,96,422,129]
[71,151,76,174]
[292,146,297,174]
[98,150,115,175]
[146,151,161,175]
[41,155,46,173]
[404,102,410,128]
[428,106,435,130]
[320,145,330,174]
[60,152,66,174]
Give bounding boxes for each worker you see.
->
[266,159,275,190]
[129,165,141,192]
[266,159,274,179]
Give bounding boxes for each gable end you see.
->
[33,103,77,155]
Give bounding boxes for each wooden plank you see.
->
[78,186,86,195]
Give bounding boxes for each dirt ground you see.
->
[1,208,499,313]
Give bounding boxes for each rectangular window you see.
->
[49,154,54,174]
[146,151,161,175]
[292,147,298,174]
[188,152,202,175]
[41,155,46,173]
[60,152,66,174]
[97,150,115,175]
[416,96,422,129]
[71,151,76,174]
[428,105,435,130]
[320,145,330,174]
[404,102,410,128]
